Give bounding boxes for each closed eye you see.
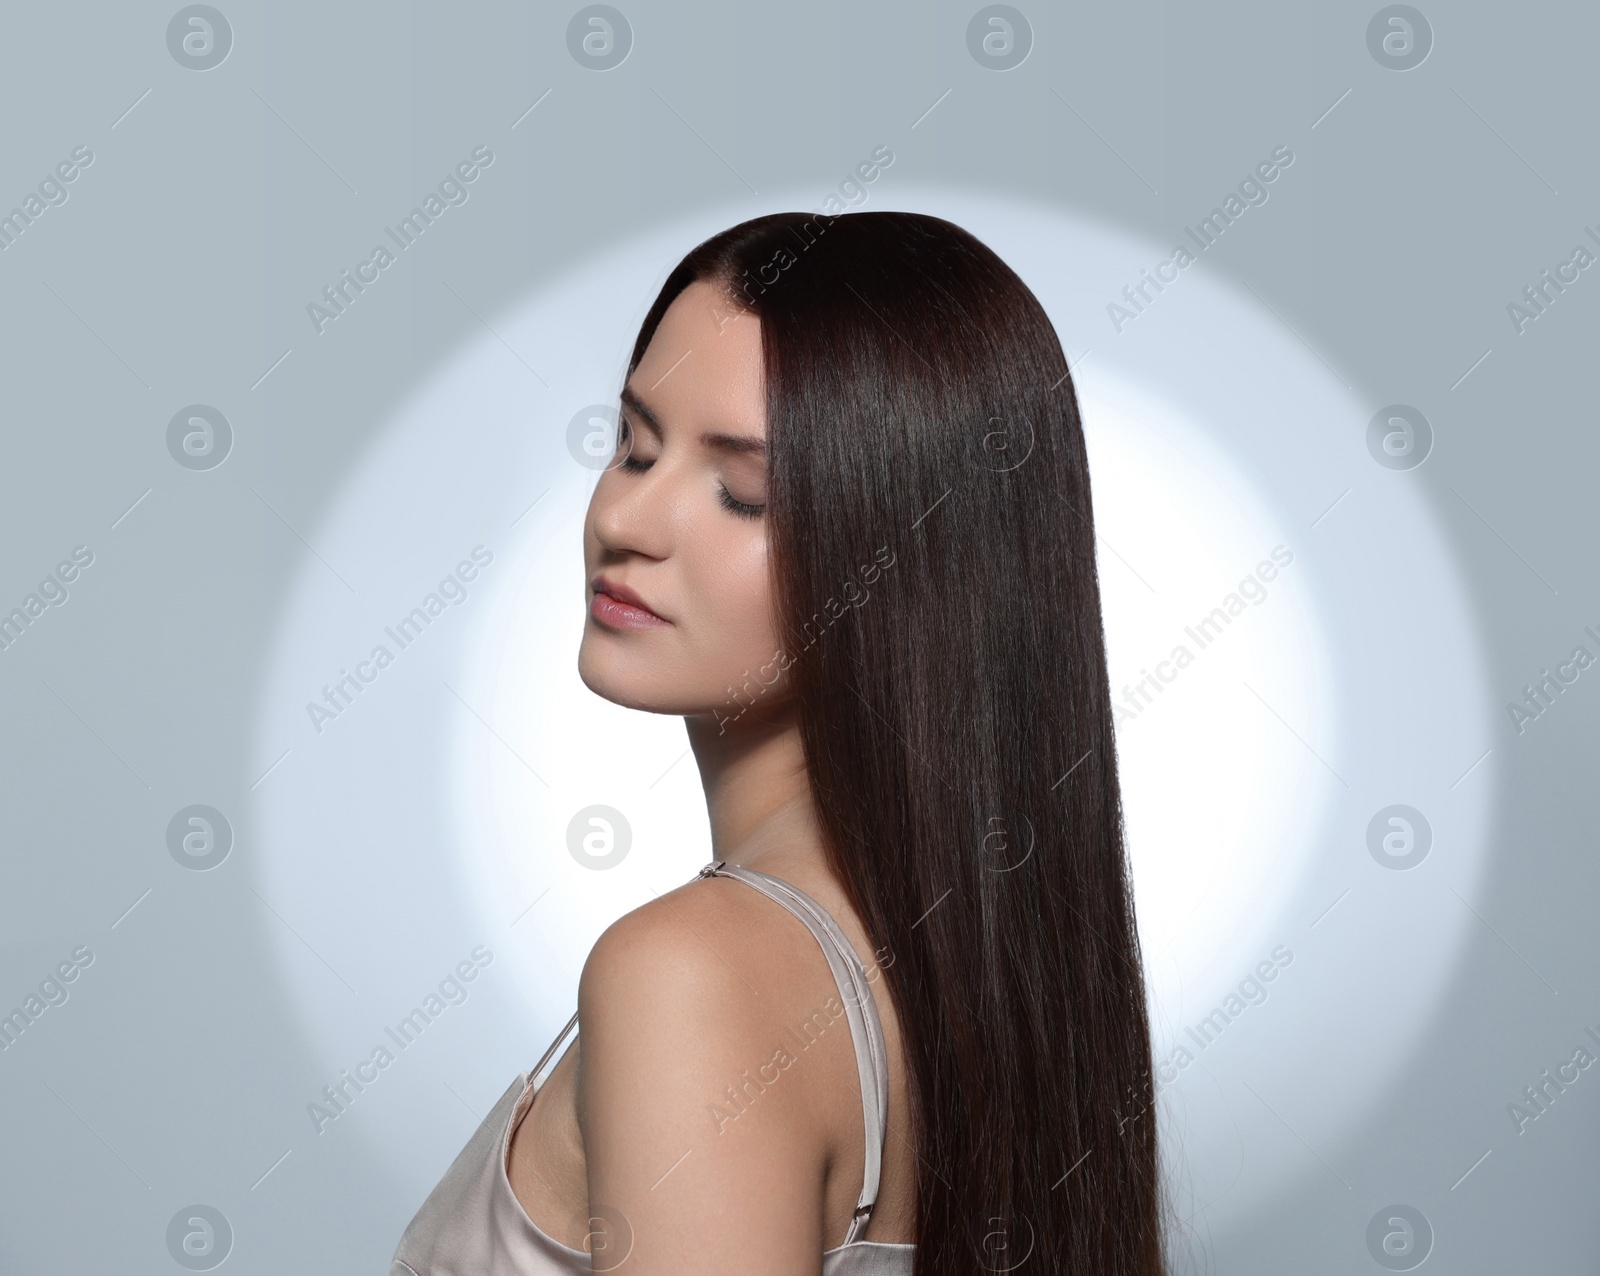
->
[615,408,762,516]
[718,485,764,519]
[615,415,653,472]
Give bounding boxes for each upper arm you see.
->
[575,885,829,1275]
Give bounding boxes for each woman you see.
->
[392,211,1168,1274]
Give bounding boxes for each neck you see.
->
[683,700,821,872]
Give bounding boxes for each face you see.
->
[578,279,788,723]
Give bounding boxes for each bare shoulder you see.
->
[578,874,763,1017]
[573,873,854,1269]
[579,882,790,1048]
[575,873,832,1110]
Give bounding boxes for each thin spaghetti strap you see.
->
[703,859,891,1247]
[527,1008,579,1089]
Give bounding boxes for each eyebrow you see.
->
[620,383,766,457]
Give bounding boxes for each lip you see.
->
[590,575,670,629]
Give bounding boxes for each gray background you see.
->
[1,1,1596,1272]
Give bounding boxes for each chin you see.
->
[577,640,685,715]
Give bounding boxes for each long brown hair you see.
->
[622,211,1168,1275]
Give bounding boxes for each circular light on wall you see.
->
[253,190,1492,1224]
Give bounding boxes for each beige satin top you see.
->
[391,860,916,1274]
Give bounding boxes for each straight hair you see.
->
[622,210,1168,1275]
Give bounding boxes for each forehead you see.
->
[632,279,766,438]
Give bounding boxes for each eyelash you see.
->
[717,486,765,519]
[616,418,766,518]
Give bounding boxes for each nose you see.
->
[589,457,676,562]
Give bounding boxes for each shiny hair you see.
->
[623,210,1168,1275]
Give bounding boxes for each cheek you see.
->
[688,526,775,655]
